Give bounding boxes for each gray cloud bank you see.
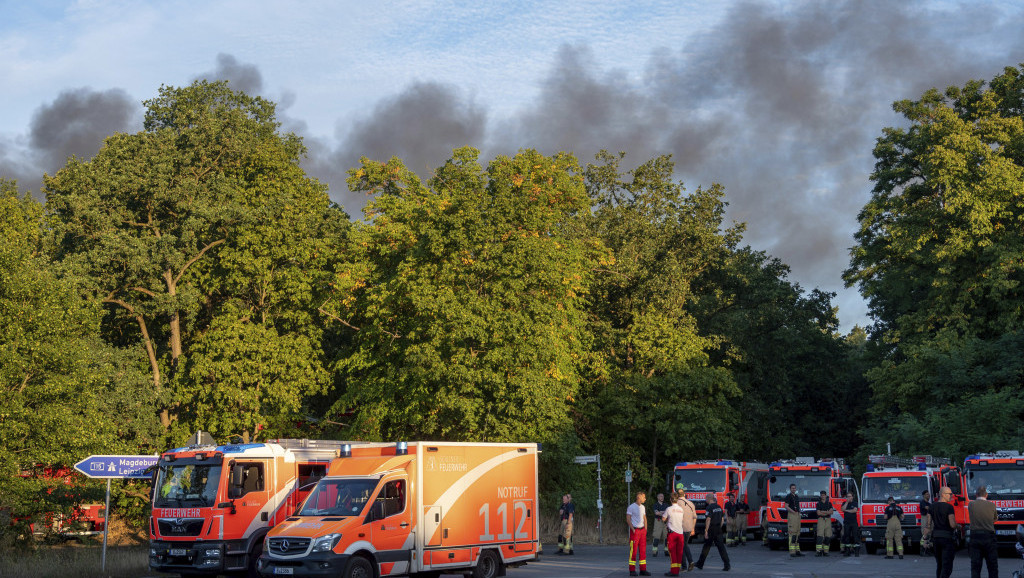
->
[3,1,1023,330]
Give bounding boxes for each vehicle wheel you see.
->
[472,549,502,578]
[343,556,374,578]
[247,541,264,578]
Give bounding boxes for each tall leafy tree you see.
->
[323,147,598,443]
[845,65,1024,455]
[44,81,344,440]
[0,179,157,536]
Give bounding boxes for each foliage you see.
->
[846,65,1024,457]
[324,147,598,443]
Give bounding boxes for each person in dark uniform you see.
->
[918,490,932,555]
[651,492,669,557]
[694,493,731,571]
[785,484,803,557]
[883,496,905,559]
[558,493,575,555]
[815,490,834,556]
[840,491,860,557]
[931,487,958,578]
[724,493,739,546]
[734,494,751,545]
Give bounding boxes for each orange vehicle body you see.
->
[762,458,856,547]
[963,450,1024,545]
[671,460,769,537]
[149,439,354,577]
[258,441,540,578]
[857,454,962,552]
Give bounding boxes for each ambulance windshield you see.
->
[967,468,1024,499]
[770,474,829,499]
[861,475,928,502]
[154,464,222,508]
[299,478,380,517]
[675,469,725,493]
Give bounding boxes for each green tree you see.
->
[579,152,742,493]
[323,147,598,443]
[845,65,1024,455]
[0,179,157,539]
[44,81,345,441]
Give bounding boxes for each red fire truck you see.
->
[858,454,961,554]
[964,450,1024,546]
[762,458,856,550]
[13,465,106,538]
[671,460,769,539]
[149,438,358,577]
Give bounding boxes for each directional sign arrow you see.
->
[74,455,159,479]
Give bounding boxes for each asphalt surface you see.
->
[495,542,1024,578]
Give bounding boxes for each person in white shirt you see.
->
[626,491,650,576]
[663,491,695,576]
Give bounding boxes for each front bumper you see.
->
[861,525,922,545]
[258,552,351,577]
[150,539,247,575]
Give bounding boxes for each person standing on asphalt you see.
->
[967,485,998,578]
[931,486,959,578]
[652,492,669,557]
[734,493,751,546]
[724,493,739,546]
[919,490,932,555]
[662,491,688,576]
[558,493,575,555]
[883,496,904,559]
[677,483,697,572]
[840,491,860,557]
[815,490,834,557]
[785,483,803,557]
[694,492,731,571]
[627,491,651,576]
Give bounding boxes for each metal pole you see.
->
[596,454,603,544]
[102,478,111,572]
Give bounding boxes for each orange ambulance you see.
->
[257,441,540,578]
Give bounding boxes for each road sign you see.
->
[625,468,632,483]
[74,455,159,479]
[574,455,598,465]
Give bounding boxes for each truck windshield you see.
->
[298,478,379,517]
[861,475,928,502]
[674,469,725,493]
[967,468,1024,499]
[154,464,222,508]
[769,473,829,499]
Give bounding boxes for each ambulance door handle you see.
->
[400,523,409,528]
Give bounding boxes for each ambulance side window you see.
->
[368,480,406,521]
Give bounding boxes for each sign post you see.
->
[74,454,159,572]
[573,454,603,543]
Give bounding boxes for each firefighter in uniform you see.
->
[785,483,804,557]
[626,491,651,576]
[724,493,739,546]
[735,494,750,545]
[694,493,731,571]
[815,490,834,556]
[840,491,860,556]
[884,496,905,559]
[558,493,574,555]
[651,493,668,557]
[918,490,932,555]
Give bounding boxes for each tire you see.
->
[343,556,374,578]
[472,549,502,578]
[246,541,264,578]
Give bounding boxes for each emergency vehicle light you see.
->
[339,444,352,458]
[770,462,781,467]
[396,441,408,455]
[821,462,833,468]
[717,460,733,466]
[866,464,875,472]
[918,463,927,470]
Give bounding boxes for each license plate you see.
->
[169,548,187,557]
[998,529,1015,535]
[800,527,810,533]
[274,568,294,575]
[697,514,705,519]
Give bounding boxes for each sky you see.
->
[2,0,1024,333]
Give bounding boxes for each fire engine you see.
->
[671,460,769,538]
[964,450,1024,546]
[762,457,856,549]
[858,454,960,554]
[149,437,357,577]
[258,441,539,578]
[13,465,106,538]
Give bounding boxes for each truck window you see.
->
[155,463,223,508]
[229,463,264,499]
[299,478,378,517]
[298,464,327,491]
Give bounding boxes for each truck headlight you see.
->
[311,533,342,553]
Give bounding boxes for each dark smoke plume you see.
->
[193,53,265,95]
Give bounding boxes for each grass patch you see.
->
[0,544,151,578]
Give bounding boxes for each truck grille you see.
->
[157,518,205,537]
[268,537,311,555]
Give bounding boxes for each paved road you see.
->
[493,542,1023,578]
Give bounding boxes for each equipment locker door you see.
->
[512,499,534,552]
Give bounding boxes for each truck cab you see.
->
[762,457,856,549]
